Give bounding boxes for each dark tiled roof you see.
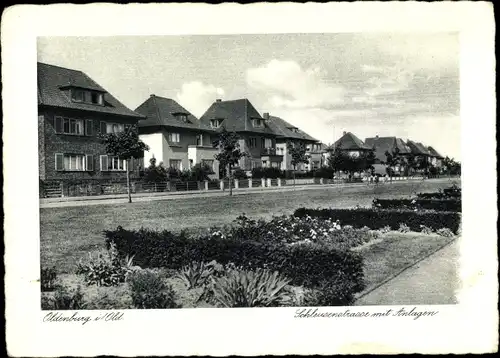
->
[407,140,431,156]
[334,132,371,151]
[37,62,143,118]
[365,136,412,162]
[267,115,318,142]
[427,146,444,159]
[135,95,214,132]
[199,99,276,136]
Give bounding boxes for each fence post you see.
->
[320,177,324,185]
[267,178,272,187]
[261,178,266,187]
[249,179,253,188]
[277,178,282,187]
[220,180,224,191]
[204,180,209,191]
[60,182,65,197]
[234,179,239,189]
[167,181,171,192]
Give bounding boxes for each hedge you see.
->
[293,208,461,234]
[104,227,365,301]
[372,198,461,212]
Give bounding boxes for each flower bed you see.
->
[293,207,461,234]
[372,198,461,212]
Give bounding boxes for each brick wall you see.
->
[39,106,143,181]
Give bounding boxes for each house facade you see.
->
[406,140,432,173]
[333,131,373,157]
[267,115,318,171]
[199,99,283,172]
[38,62,145,182]
[135,95,219,178]
[305,142,325,171]
[427,146,444,168]
[364,136,412,175]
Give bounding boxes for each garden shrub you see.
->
[420,225,434,235]
[175,261,215,290]
[398,223,410,233]
[128,269,180,309]
[209,267,292,307]
[372,198,461,212]
[379,225,392,234]
[293,207,461,234]
[41,266,58,292]
[76,243,136,286]
[104,226,366,296]
[42,285,85,310]
[302,278,359,306]
[436,228,455,237]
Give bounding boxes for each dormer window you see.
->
[173,113,189,123]
[71,88,104,105]
[252,118,264,128]
[210,119,222,128]
[287,126,299,133]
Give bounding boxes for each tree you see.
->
[99,125,149,203]
[143,157,168,183]
[443,156,461,176]
[287,141,310,186]
[356,150,376,175]
[327,147,375,179]
[213,128,246,196]
[384,147,403,181]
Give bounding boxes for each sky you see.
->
[38,33,460,160]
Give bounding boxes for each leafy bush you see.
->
[104,225,365,295]
[379,225,392,234]
[417,185,461,200]
[176,261,215,289]
[294,207,461,234]
[251,167,283,179]
[372,198,461,212]
[209,267,292,307]
[436,228,455,237]
[76,243,135,286]
[41,266,58,292]
[303,278,359,306]
[312,166,335,179]
[128,269,180,309]
[398,223,410,233]
[233,168,248,180]
[42,285,85,310]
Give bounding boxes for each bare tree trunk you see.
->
[126,159,132,203]
[293,165,296,188]
[228,164,232,196]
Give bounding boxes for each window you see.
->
[100,155,126,171]
[54,117,85,135]
[168,133,180,143]
[71,89,104,105]
[91,92,104,105]
[264,138,272,148]
[201,160,214,171]
[100,121,125,134]
[71,89,85,102]
[210,119,222,128]
[253,119,264,128]
[175,114,188,122]
[55,153,93,171]
[196,134,203,146]
[169,159,182,170]
[189,159,194,169]
[249,137,257,148]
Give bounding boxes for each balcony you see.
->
[261,147,278,156]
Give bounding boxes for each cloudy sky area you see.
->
[38,34,460,159]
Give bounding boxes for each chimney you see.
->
[375,135,379,139]
[216,99,222,102]
[263,112,270,120]
[343,131,346,135]
[150,94,155,97]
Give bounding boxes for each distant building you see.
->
[365,136,412,175]
[427,146,444,168]
[333,131,373,157]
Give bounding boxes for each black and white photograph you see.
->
[3,2,497,356]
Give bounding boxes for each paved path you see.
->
[355,239,460,306]
[40,178,457,208]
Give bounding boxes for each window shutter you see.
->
[100,155,108,171]
[124,124,131,132]
[100,121,107,134]
[55,153,64,171]
[55,117,63,133]
[85,120,93,136]
[86,155,94,171]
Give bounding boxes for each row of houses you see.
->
[38,62,444,183]
[329,131,445,175]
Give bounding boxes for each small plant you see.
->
[398,223,411,233]
[210,267,292,308]
[128,269,180,309]
[42,285,85,310]
[302,278,357,306]
[420,225,434,235]
[379,225,392,234]
[175,261,214,289]
[76,243,133,286]
[41,266,58,292]
[436,228,455,237]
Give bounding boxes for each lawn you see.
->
[40,179,458,274]
[355,232,457,295]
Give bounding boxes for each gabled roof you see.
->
[267,115,318,142]
[198,99,276,135]
[334,132,372,151]
[365,136,412,162]
[406,140,431,156]
[37,62,143,118]
[427,146,444,159]
[135,95,214,132]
